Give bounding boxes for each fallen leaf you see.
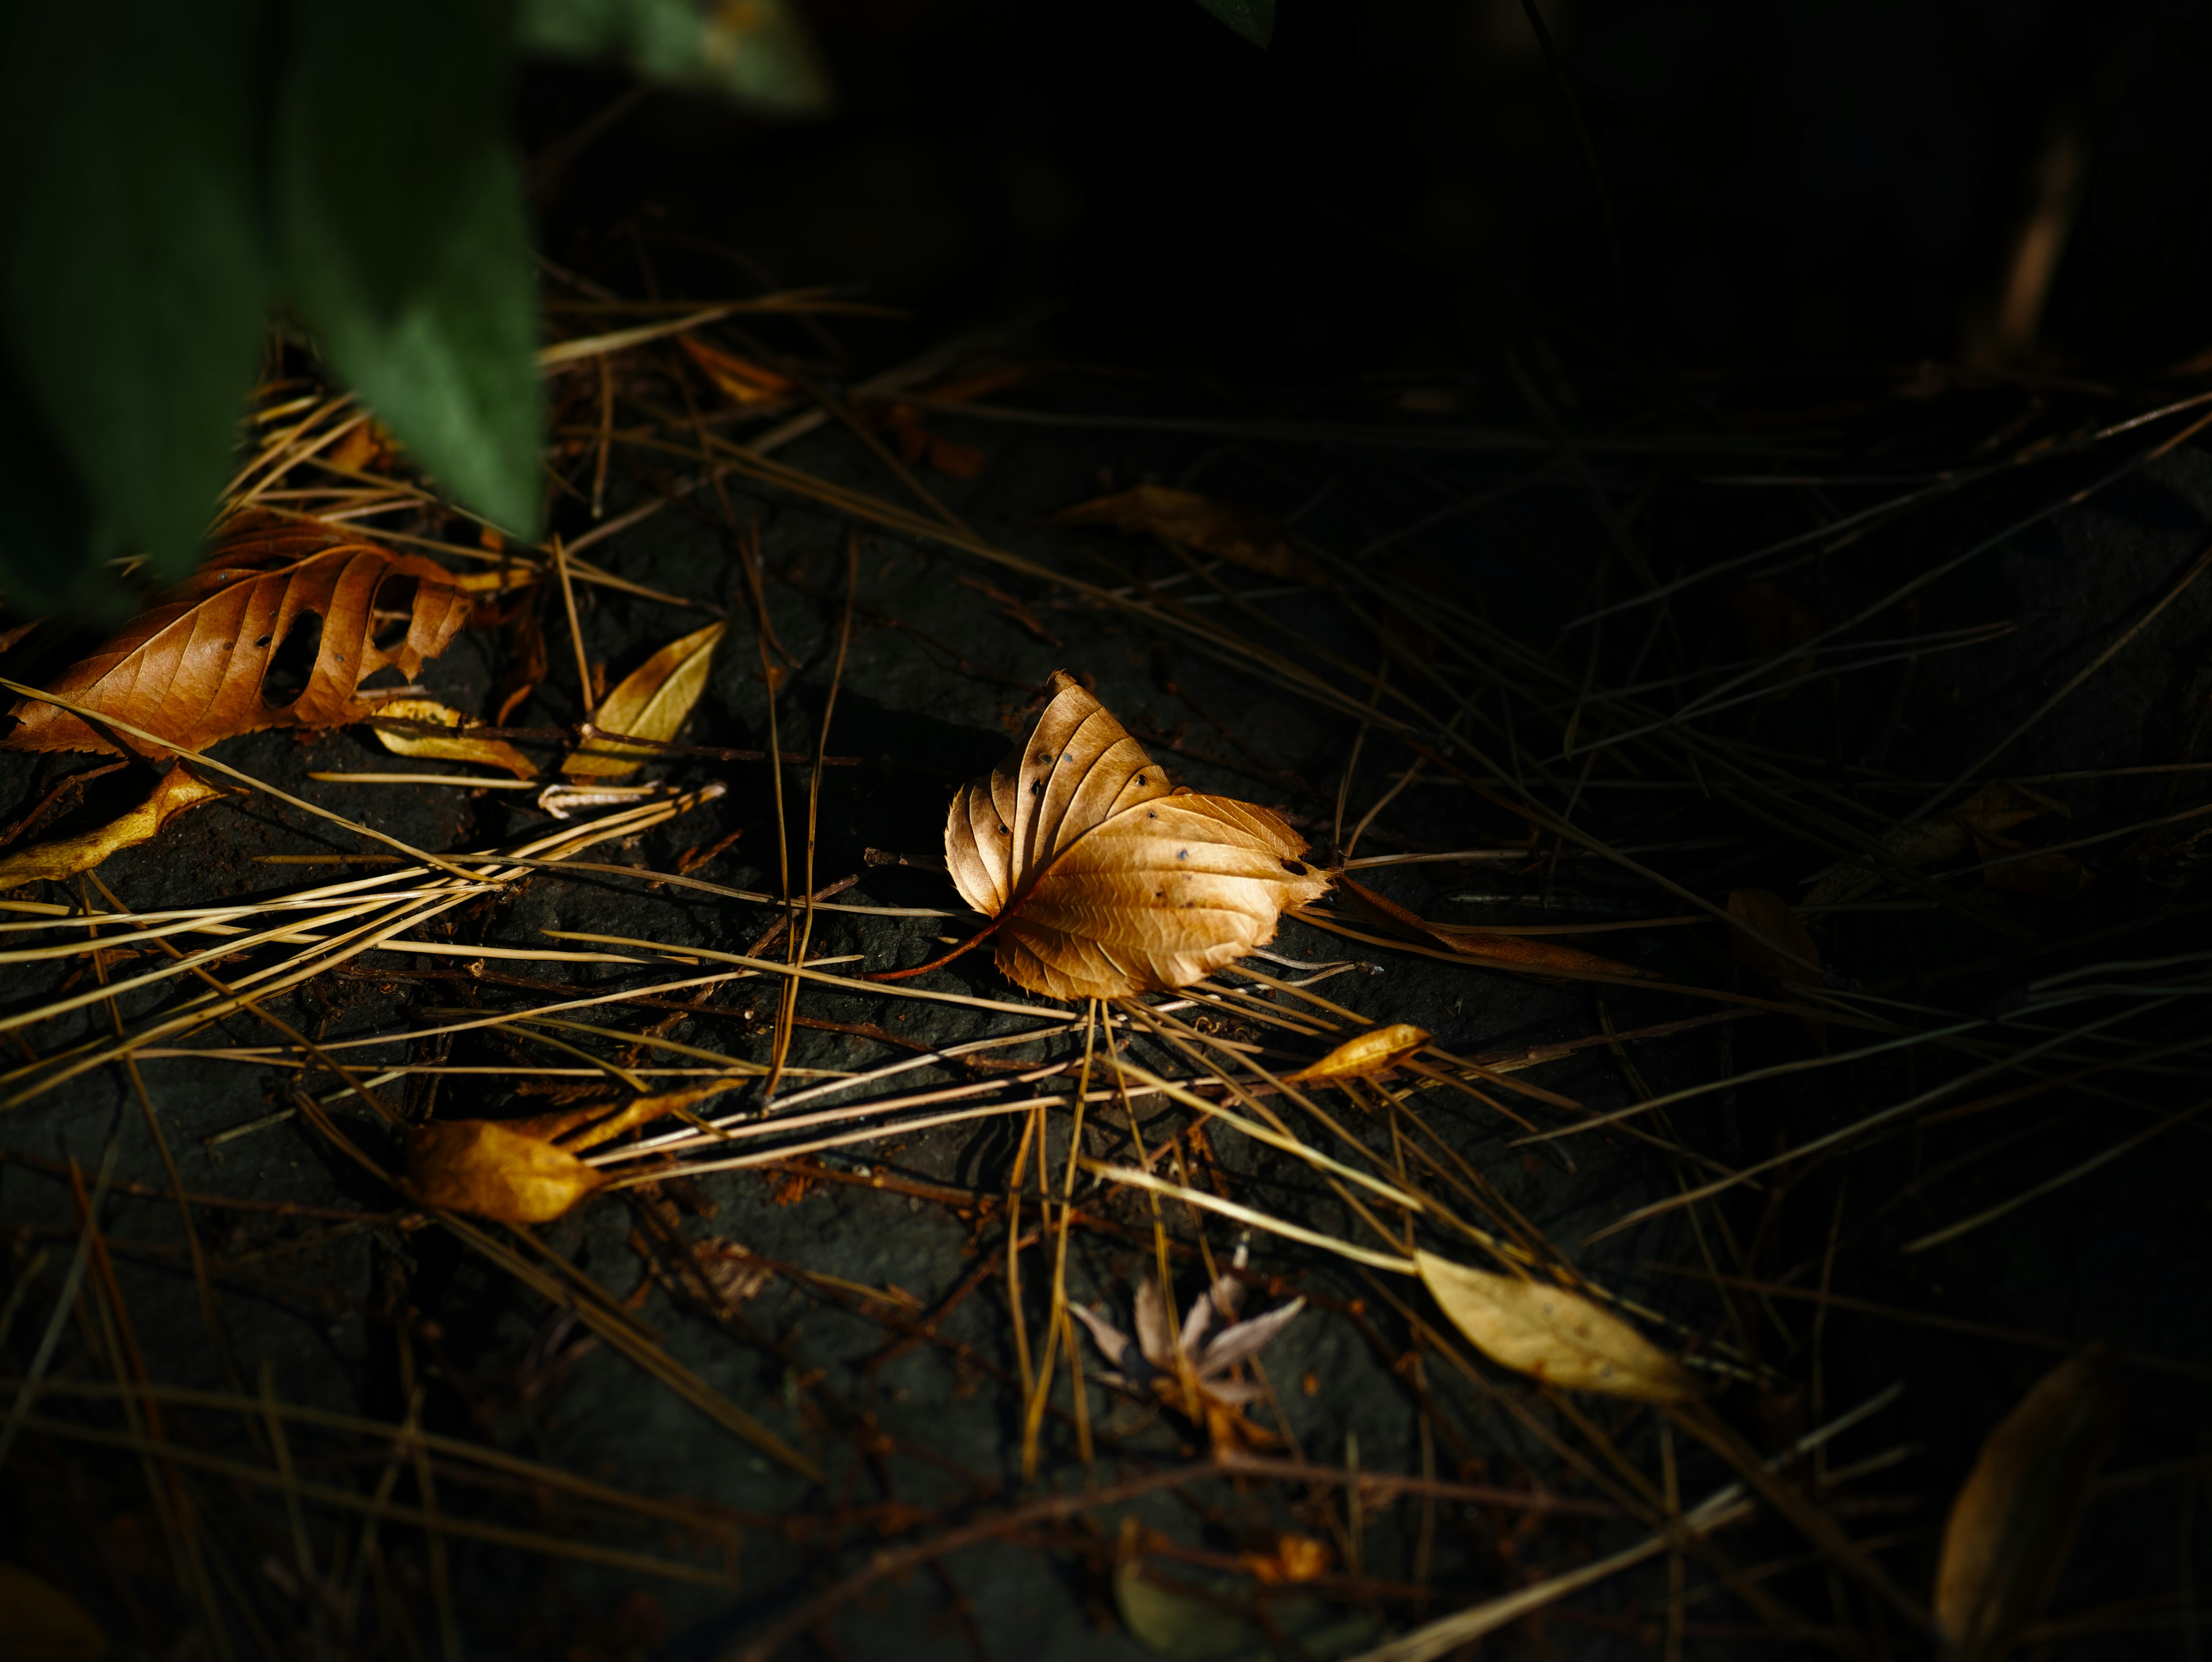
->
[1115,1521,1256,1661]
[3,513,473,757]
[1416,1250,1700,1402]
[942,669,1331,999]
[1284,1022,1431,1082]
[406,1082,744,1225]
[678,335,795,406]
[1335,874,1647,979]
[1726,889,1820,982]
[1726,582,1819,681]
[1238,1533,1333,1586]
[1805,781,2070,907]
[493,604,548,726]
[565,620,726,778]
[1055,484,1331,588]
[1935,1347,2124,1662]
[1955,779,2069,843]
[325,418,397,475]
[0,766,223,890]
[1981,847,2093,900]
[875,403,986,478]
[0,1561,108,1661]
[370,698,536,778]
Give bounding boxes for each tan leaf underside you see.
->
[1416,1250,1700,1403]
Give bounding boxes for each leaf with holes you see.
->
[1055,484,1328,587]
[0,765,222,891]
[944,671,1331,1000]
[1416,1250,1700,1402]
[563,619,726,778]
[371,698,537,778]
[1936,1347,2123,1662]
[1284,1022,1430,1082]
[2,514,472,758]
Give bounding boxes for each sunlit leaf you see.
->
[518,0,834,116]
[1284,1022,1430,1082]
[942,670,1331,1000]
[565,620,726,777]
[1935,1347,2123,1662]
[1416,1250,1700,1402]
[1055,485,1327,587]
[0,1561,108,1661]
[371,698,536,778]
[3,514,473,758]
[0,767,223,892]
[2,0,271,588]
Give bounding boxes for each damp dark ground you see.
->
[7,2,2212,1658]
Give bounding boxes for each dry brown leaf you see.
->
[371,698,536,778]
[565,620,726,778]
[1054,484,1331,588]
[943,670,1331,1000]
[1982,848,2093,900]
[1237,1533,1334,1586]
[406,1081,744,1225]
[876,403,986,478]
[0,767,223,891]
[677,335,795,406]
[1935,1347,2124,1661]
[3,513,472,757]
[1726,581,1820,681]
[1335,874,1647,979]
[1284,1022,1431,1082]
[1726,888,1820,982]
[0,1561,109,1661]
[1415,1250,1700,1402]
[1805,779,2071,906]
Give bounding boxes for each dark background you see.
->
[522,0,2212,381]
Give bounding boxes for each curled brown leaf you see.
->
[1935,1347,2124,1662]
[3,513,472,757]
[942,671,1331,1000]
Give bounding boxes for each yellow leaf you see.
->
[1284,1022,1430,1082]
[0,1562,109,1661]
[942,671,1331,1000]
[1415,1250,1699,1402]
[565,620,726,778]
[404,1118,607,1225]
[1936,1348,2123,1662]
[1055,484,1331,588]
[0,766,223,890]
[370,698,536,778]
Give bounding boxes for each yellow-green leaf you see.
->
[1416,1250,1699,1402]
[565,620,725,778]
[371,698,536,778]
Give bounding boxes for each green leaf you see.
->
[518,0,834,116]
[1192,0,1274,47]
[273,0,516,320]
[0,0,273,587]
[1113,1560,1259,1661]
[281,138,547,541]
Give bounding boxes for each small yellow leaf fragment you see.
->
[1936,1347,2124,1662]
[1284,1023,1430,1082]
[0,1560,110,1660]
[1415,1250,1700,1402]
[404,1119,606,1225]
[370,698,536,779]
[565,620,726,778]
[0,766,223,891]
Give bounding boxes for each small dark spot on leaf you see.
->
[1177,849,1188,860]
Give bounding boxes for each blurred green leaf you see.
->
[0,0,272,586]
[1113,1560,1258,1661]
[1192,0,1274,47]
[274,0,516,320]
[281,136,547,540]
[518,0,834,116]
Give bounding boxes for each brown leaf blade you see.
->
[405,1119,607,1225]
[944,671,1330,1000]
[565,620,726,778]
[1285,1022,1431,1082]
[371,698,537,778]
[1934,1347,2124,1661]
[1415,1250,1699,1402]
[3,513,472,756]
[0,766,223,890]
[1055,484,1331,587]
